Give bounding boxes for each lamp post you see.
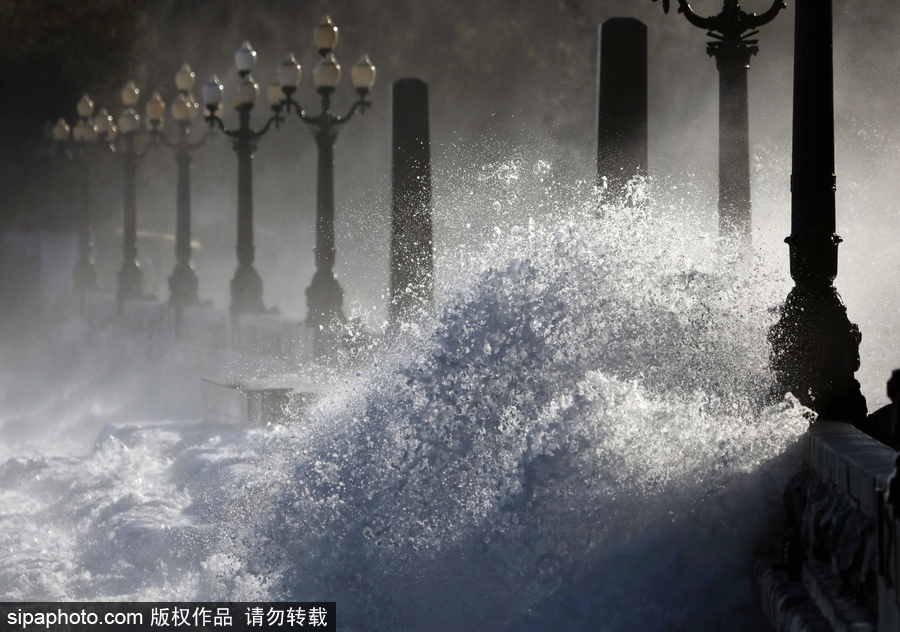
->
[277,15,376,358]
[203,41,283,319]
[53,95,117,294]
[768,0,866,422]
[110,80,153,307]
[652,0,785,242]
[146,64,207,307]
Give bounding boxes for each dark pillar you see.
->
[230,105,265,318]
[117,132,144,306]
[714,47,752,240]
[597,18,648,194]
[306,89,346,358]
[769,0,866,422]
[73,156,98,293]
[390,78,433,324]
[169,123,200,307]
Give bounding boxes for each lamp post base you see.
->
[168,262,200,307]
[305,268,345,360]
[73,257,98,294]
[769,284,867,422]
[116,262,144,307]
[230,262,265,318]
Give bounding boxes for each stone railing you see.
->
[82,292,314,368]
[756,416,900,631]
[78,292,321,425]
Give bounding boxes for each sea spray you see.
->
[0,178,808,631]
[220,189,809,629]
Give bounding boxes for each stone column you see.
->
[596,18,648,194]
[390,78,433,323]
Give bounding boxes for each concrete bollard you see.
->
[596,18,648,196]
[390,78,433,324]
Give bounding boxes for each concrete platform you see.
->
[201,375,319,425]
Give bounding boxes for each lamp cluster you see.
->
[146,64,203,131]
[53,76,192,147]
[53,95,116,145]
[200,15,376,120]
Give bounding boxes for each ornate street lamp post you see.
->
[652,0,785,241]
[146,64,207,307]
[276,15,376,358]
[53,96,117,295]
[111,80,153,307]
[203,41,283,319]
[768,0,866,422]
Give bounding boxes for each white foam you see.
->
[0,177,808,630]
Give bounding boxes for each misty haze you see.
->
[0,0,897,629]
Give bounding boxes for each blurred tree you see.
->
[0,0,154,230]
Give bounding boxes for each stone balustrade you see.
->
[76,292,321,425]
[757,419,900,631]
[81,292,313,366]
